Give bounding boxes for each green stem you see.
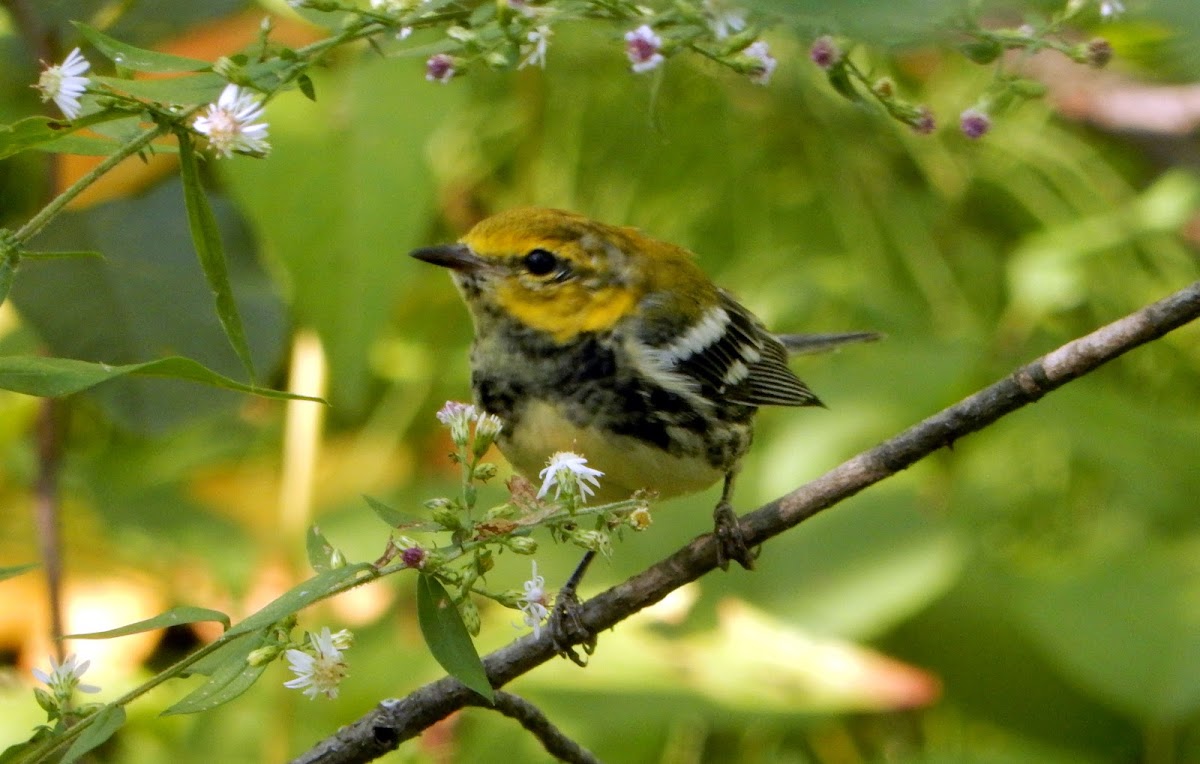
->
[13,122,168,245]
[27,634,231,763]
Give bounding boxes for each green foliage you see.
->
[416,574,493,702]
[0,0,1198,762]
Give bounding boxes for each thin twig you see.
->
[33,397,64,660]
[463,691,600,764]
[291,279,1200,764]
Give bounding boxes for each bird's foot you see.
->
[713,500,758,571]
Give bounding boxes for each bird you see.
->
[411,207,876,574]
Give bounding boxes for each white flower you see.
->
[193,84,271,158]
[437,400,478,445]
[517,560,550,638]
[1099,0,1125,19]
[537,451,603,502]
[33,653,101,696]
[37,47,91,120]
[397,26,414,40]
[704,0,747,40]
[474,411,503,440]
[625,25,664,74]
[519,25,553,69]
[744,40,776,86]
[284,627,349,700]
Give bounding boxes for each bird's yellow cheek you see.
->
[495,282,636,343]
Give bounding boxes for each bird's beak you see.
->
[410,243,487,272]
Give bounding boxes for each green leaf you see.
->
[826,62,860,103]
[62,705,126,764]
[959,39,1002,64]
[35,134,178,156]
[363,494,425,528]
[177,131,256,381]
[12,178,290,432]
[0,563,37,582]
[416,575,493,702]
[297,74,316,101]
[65,606,231,639]
[227,564,374,638]
[0,355,320,401]
[1014,542,1200,723]
[73,22,210,73]
[184,630,262,677]
[92,74,228,105]
[306,526,336,573]
[0,112,137,160]
[220,59,452,413]
[162,631,270,715]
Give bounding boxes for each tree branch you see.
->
[292,279,1200,764]
[463,691,600,764]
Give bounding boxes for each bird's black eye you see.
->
[522,248,558,276]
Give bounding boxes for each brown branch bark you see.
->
[292,279,1200,764]
[463,691,600,764]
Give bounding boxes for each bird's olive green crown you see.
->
[411,207,719,344]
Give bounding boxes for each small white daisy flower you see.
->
[33,653,101,696]
[436,400,478,445]
[517,560,550,638]
[537,451,604,502]
[193,84,271,158]
[625,25,664,74]
[283,627,349,700]
[37,47,91,120]
[519,25,553,69]
[744,40,776,86]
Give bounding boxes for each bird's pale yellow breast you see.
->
[501,399,724,503]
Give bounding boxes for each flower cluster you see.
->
[808,0,1127,138]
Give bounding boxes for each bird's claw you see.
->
[713,500,758,571]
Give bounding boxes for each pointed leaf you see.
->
[0,355,321,401]
[35,134,178,156]
[91,74,228,105]
[416,575,493,702]
[65,606,231,639]
[62,705,126,764]
[163,631,270,715]
[73,23,210,73]
[176,131,256,380]
[0,112,138,160]
[184,630,262,677]
[0,563,37,582]
[227,564,374,638]
[306,526,337,573]
[363,494,425,528]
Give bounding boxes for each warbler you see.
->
[412,207,875,570]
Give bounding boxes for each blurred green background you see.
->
[1,0,1199,761]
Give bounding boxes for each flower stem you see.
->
[13,122,168,245]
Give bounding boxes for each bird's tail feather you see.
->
[776,331,883,355]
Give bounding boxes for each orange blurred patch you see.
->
[59,11,322,208]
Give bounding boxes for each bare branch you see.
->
[292,279,1200,764]
[463,691,600,764]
